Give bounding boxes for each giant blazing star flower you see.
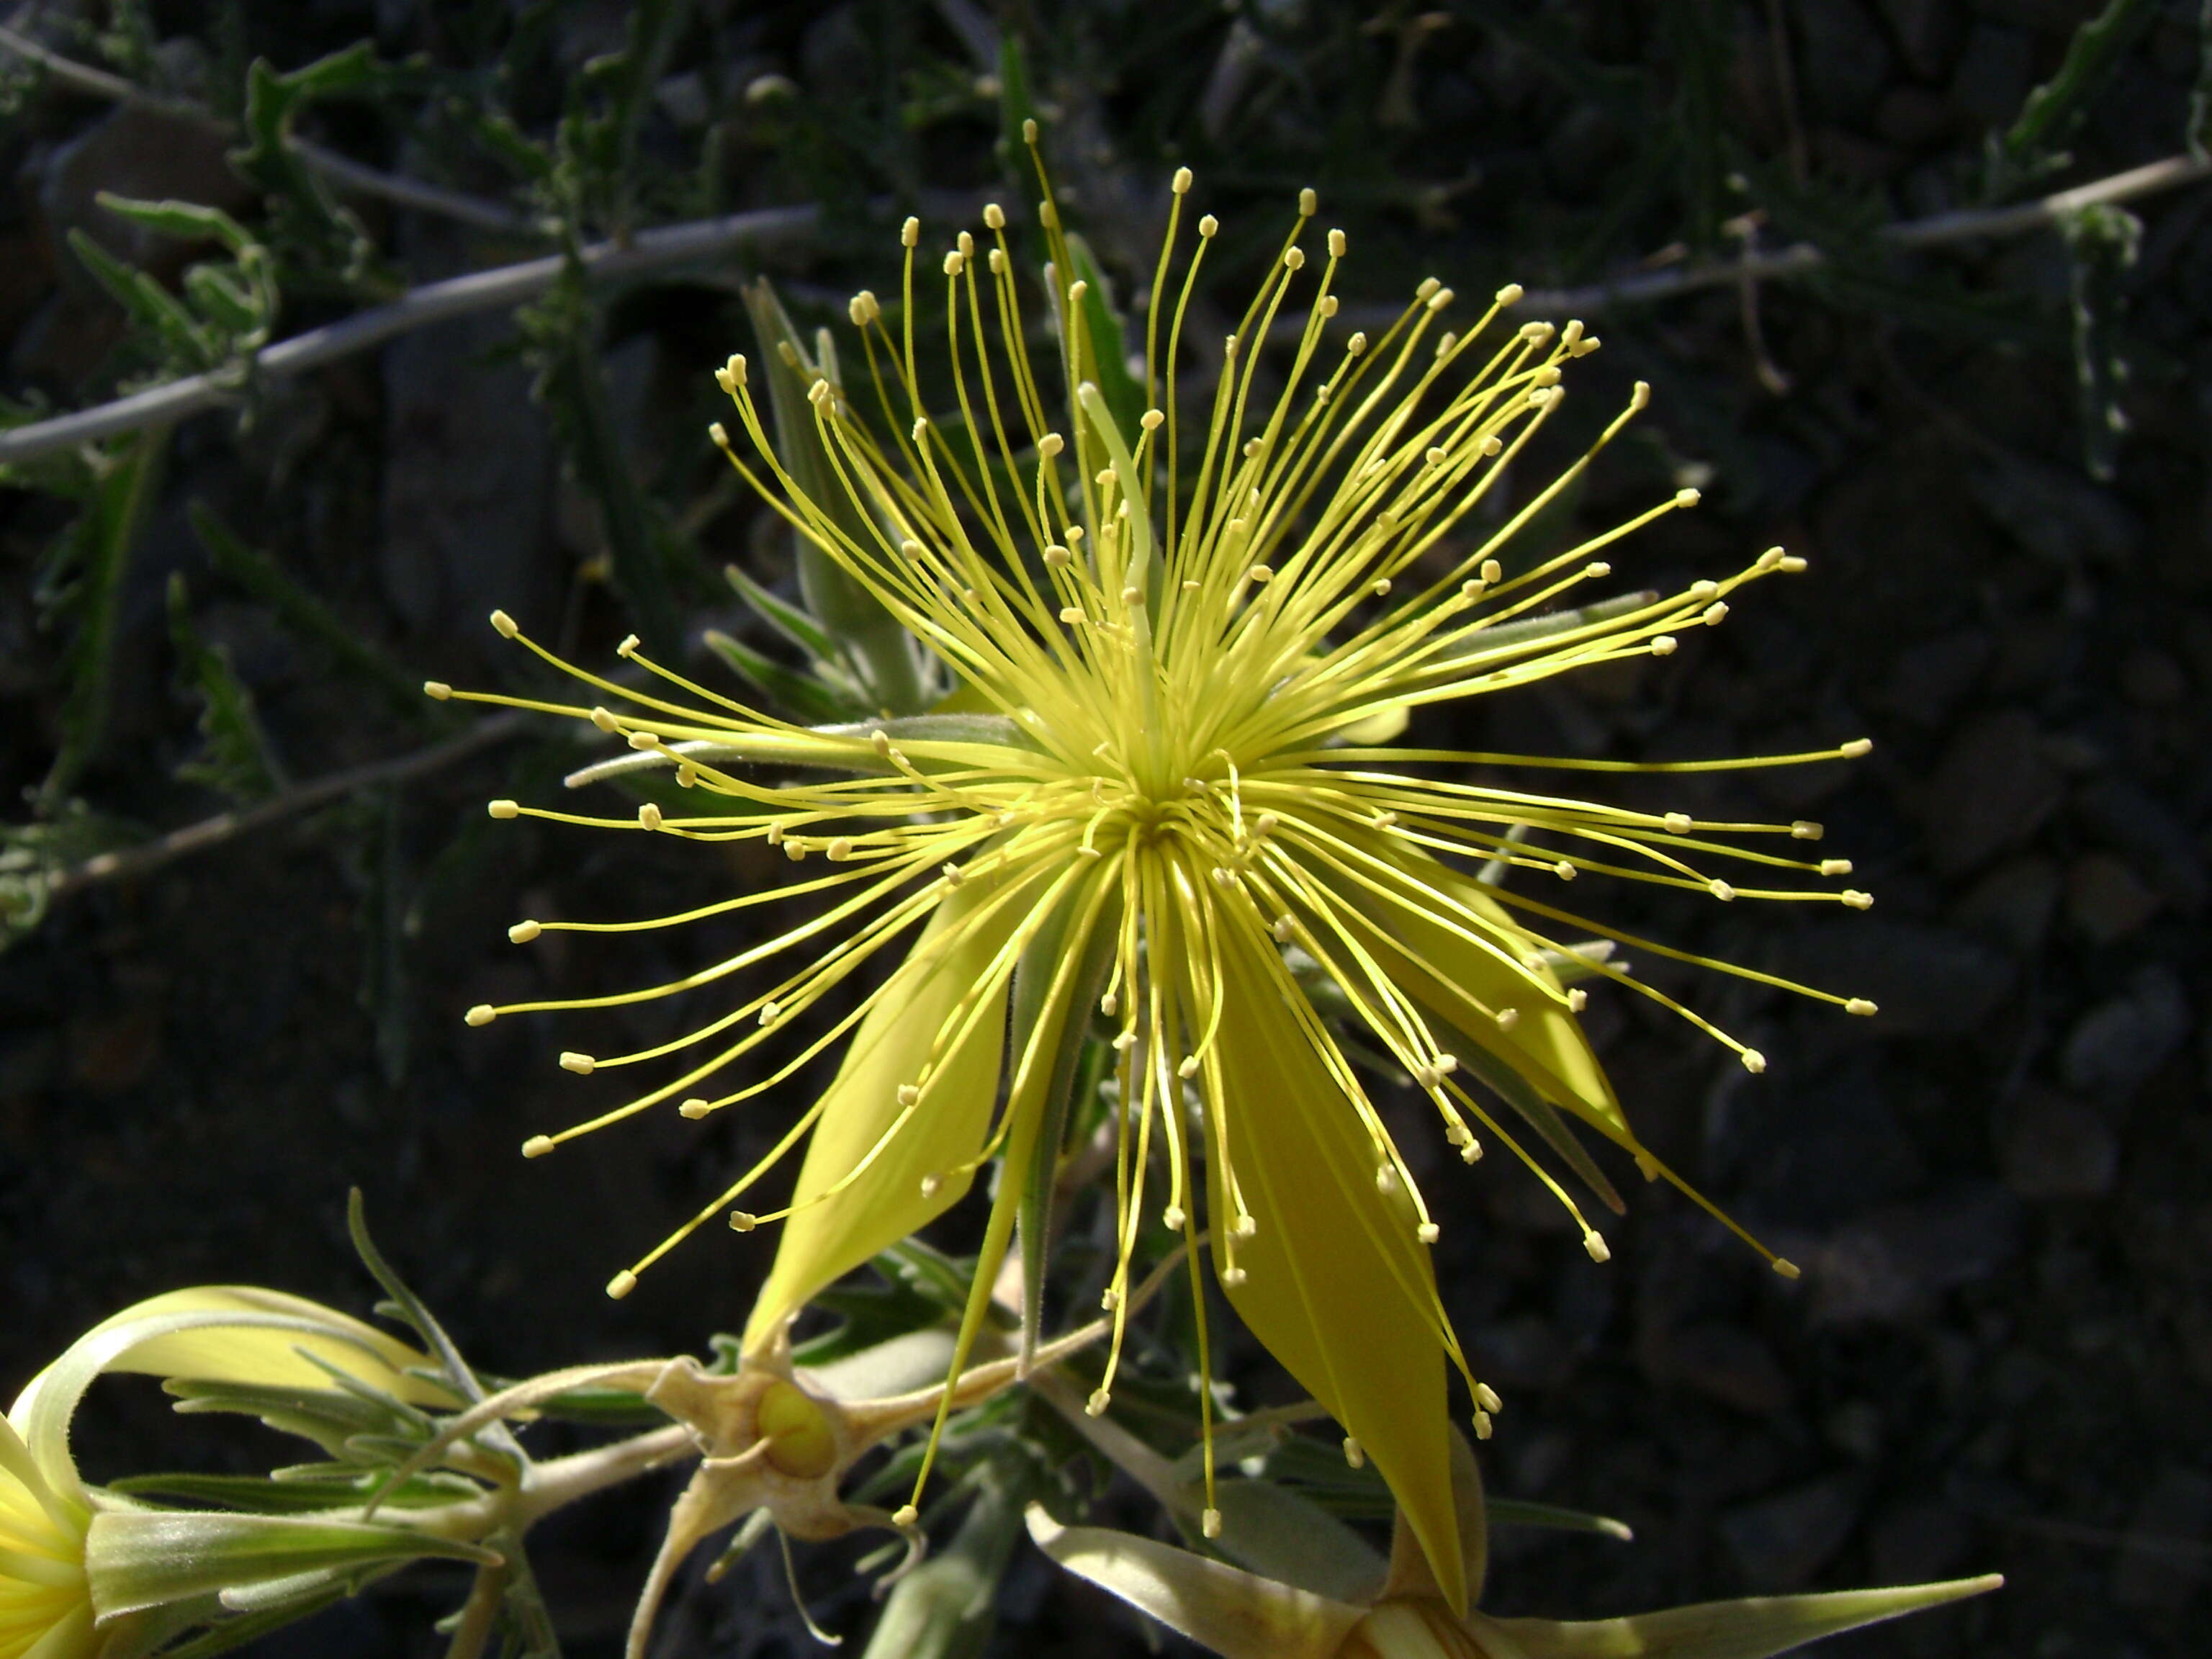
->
[439,137,1874,1605]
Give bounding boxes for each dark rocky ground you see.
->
[3,2,2209,1655]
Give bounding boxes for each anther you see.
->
[941,863,964,887]
[1740,1050,1768,1074]
[1299,186,1318,216]
[1773,1259,1802,1280]
[1177,1055,1201,1079]
[1663,812,1692,833]
[1347,331,1367,354]
[626,729,661,752]
[679,1100,711,1119]
[1846,997,1879,1016]
[1426,285,1455,313]
[1043,544,1071,567]
[1141,408,1165,431]
[521,1134,554,1157]
[1198,213,1219,238]
[423,680,452,700]
[1709,879,1735,902]
[1163,1204,1187,1231]
[590,707,621,734]
[1840,889,1874,909]
[1840,737,1874,757]
[760,1002,781,1027]
[1461,1138,1483,1163]
[1791,821,1824,840]
[1495,282,1524,305]
[1555,860,1576,881]
[1418,1222,1440,1244]
[1343,1437,1364,1469]
[1675,487,1701,508]
[720,353,748,390]
[466,1005,497,1027]
[1425,446,1447,467]
[1691,580,1719,600]
[1172,166,1194,194]
[1583,1231,1611,1263]
[1568,989,1588,1012]
[1702,601,1730,626]
[560,1052,595,1075]
[1272,914,1295,942]
[1121,585,1144,608]
[638,803,664,831]
[1650,635,1678,655]
[1756,547,1785,571]
[490,609,518,638]
[1327,228,1346,257]
[1234,1215,1257,1238]
[729,1211,757,1232]
[1059,606,1086,624]
[766,823,784,846]
[615,633,640,659]
[509,921,541,944]
[1202,1509,1223,1539]
[1820,858,1853,876]
[901,216,920,248]
[1375,1164,1399,1195]
[1223,1266,1247,1286]
[1085,1389,1111,1418]
[1584,560,1611,578]
[1473,1409,1494,1439]
[1480,558,1503,585]
[892,1503,920,1529]
[1532,364,1560,387]
[1416,276,1441,301]
[920,1174,941,1199]
[1113,1030,1139,1051]
[1496,1007,1520,1030]
[676,765,697,788]
[1779,554,1809,572]
[1100,991,1119,1017]
[607,1271,637,1300]
[848,290,878,325]
[1371,578,1390,596]
[896,1084,922,1107]
[1284,246,1305,271]
[1560,320,1583,348]
[1477,1382,1504,1414]
[1246,564,1273,584]
[488,799,520,819]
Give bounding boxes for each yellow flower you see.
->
[1,1285,450,1659]
[1,1400,90,1659]
[438,131,1876,1606]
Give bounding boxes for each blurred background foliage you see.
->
[1,0,2209,1655]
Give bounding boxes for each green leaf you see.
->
[166,573,287,802]
[40,426,169,814]
[1487,1498,1634,1540]
[740,276,932,715]
[862,1475,1024,1659]
[189,504,436,725]
[1998,0,2157,177]
[1060,233,1146,446]
[723,560,839,663]
[2059,201,2141,481]
[95,194,256,254]
[701,628,858,724]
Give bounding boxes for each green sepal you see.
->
[104,1469,472,1514]
[84,1507,500,1617]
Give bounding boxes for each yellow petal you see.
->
[742,862,1043,1348]
[54,1287,453,1406]
[1025,1506,1360,1659]
[1199,917,1465,1614]
[1467,1573,2005,1659]
[1356,839,1628,1148]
